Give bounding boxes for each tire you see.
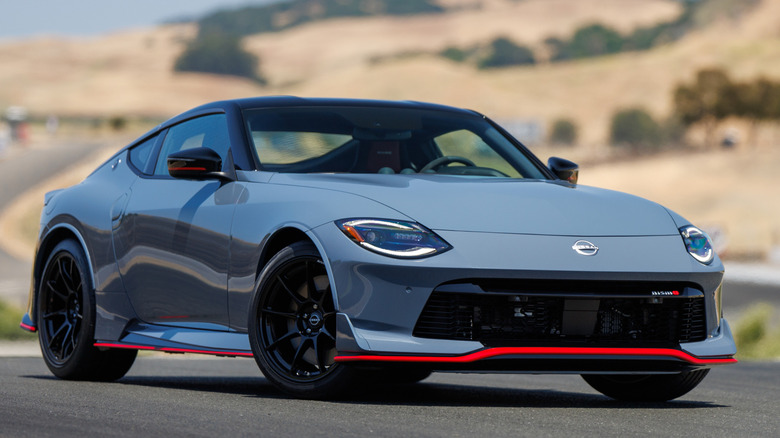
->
[37,239,137,381]
[582,369,710,402]
[248,241,360,399]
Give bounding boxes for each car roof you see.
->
[191,96,480,116]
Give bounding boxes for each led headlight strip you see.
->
[680,225,714,265]
[336,219,451,259]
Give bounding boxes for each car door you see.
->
[113,114,237,329]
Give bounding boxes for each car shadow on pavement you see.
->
[22,374,727,409]
[337,381,728,409]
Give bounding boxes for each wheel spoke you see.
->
[319,326,336,342]
[261,308,297,319]
[64,324,77,358]
[313,335,326,371]
[267,329,301,351]
[305,261,319,301]
[277,274,304,305]
[47,321,69,350]
[47,280,68,302]
[290,338,311,374]
[59,258,77,294]
[43,310,68,320]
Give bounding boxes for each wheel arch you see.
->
[31,223,95,326]
[256,227,311,276]
[254,225,339,309]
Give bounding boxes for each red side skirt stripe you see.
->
[19,322,37,332]
[334,347,737,366]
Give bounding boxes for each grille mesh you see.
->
[413,290,707,346]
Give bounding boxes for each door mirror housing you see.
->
[548,156,579,185]
[167,147,234,181]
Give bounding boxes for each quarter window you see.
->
[128,135,158,174]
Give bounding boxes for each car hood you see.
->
[267,174,679,236]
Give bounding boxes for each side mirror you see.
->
[548,156,579,185]
[167,147,233,181]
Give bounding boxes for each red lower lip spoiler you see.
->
[334,347,736,366]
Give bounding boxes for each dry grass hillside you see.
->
[0,0,779,146]
[582,147,780,260]
[2,0,679,130]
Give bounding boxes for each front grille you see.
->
[413,286,707,346]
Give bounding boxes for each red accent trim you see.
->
[94,342,254,357]
[19,322,37,332]
[335,347,737,366]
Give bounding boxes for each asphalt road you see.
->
[0,140,110,307]
[0,356,777,437]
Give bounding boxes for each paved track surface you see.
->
[0,141,109,307]
[0,357,777,437]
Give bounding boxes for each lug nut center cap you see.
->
[308,312,322,327]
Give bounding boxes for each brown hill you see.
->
[1,0,779,146]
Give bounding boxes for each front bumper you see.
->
[335,318,737,373]
[312,223,736,371]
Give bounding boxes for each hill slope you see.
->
[1,0,779,146]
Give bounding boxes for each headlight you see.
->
[680,225,714,264]
[336,219,451,258]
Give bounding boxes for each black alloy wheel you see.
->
[39,249,84,365]
[37,239,136,381]
[249,242,359,398]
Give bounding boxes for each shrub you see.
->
[552,24,623,61]
[478,37,535,69]
[610,108,662,151]
[0,300,37,341]
[440,47,468,63]
[733,303,780,360]
[549,118,578,146]
[109,116,127,131]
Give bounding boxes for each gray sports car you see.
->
[21,97,736,401]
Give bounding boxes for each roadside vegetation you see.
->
[0,299,36,341]
[733,303,780,360]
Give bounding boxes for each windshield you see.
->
[243,106,548,179]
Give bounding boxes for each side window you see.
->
[128,135,158,175]
[153,114,230,176]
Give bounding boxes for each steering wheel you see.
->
[420,156,476,173]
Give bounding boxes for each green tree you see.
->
[727,78,780,147]
[175,33,265,83]
[673,68,733,147]
[440,46,468,63]
[610,108,662,151]
[478,37,535,69]
[549,118,578,146]
[553,24,624,61]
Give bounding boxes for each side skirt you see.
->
[94,321,253,357]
